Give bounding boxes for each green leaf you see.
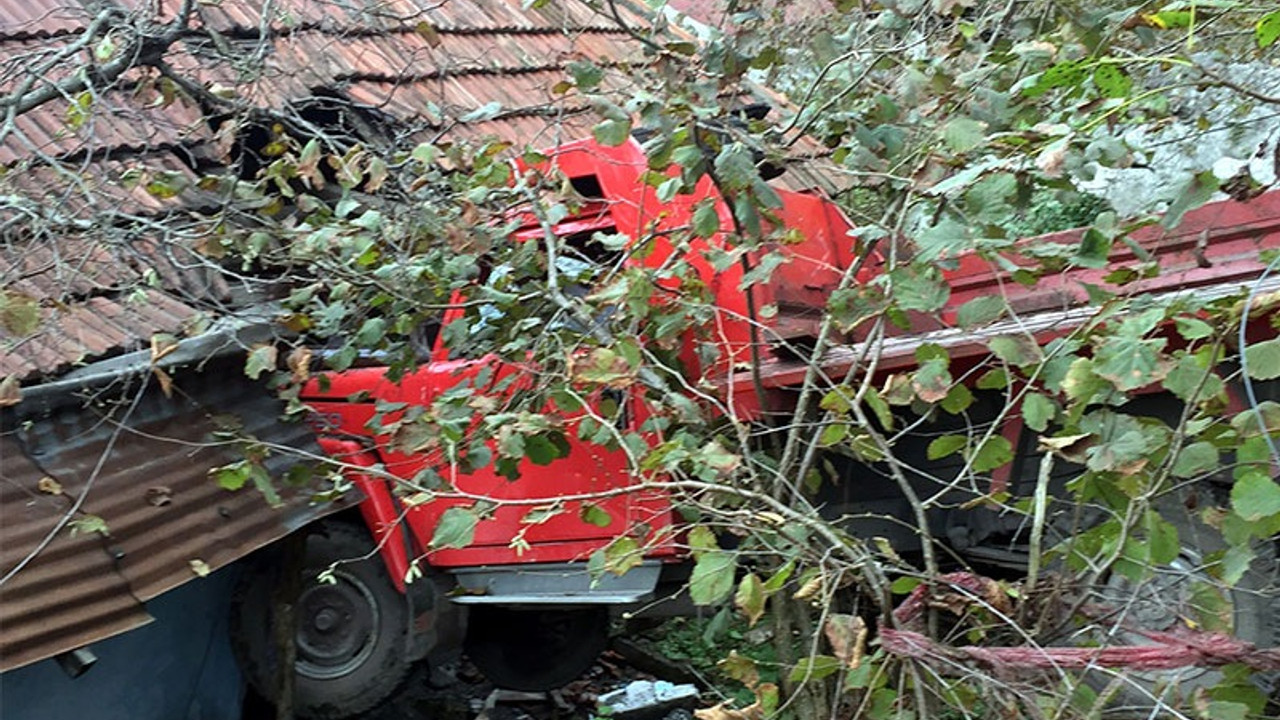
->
[734,573,766,626]
[603,536,643,575]
[1162,170,1218,230]
[1203,701,1249,720]
[430,506,478,549]
[411,142,438,165]
[1232,472,1280,522]
[68,514,109,536]
[1244,338,1280,380]
[1219,544,1256,586]
[1171,441,1218,479]
[692,200,720,238]
[1022,392,1055,432]
[916,216,971,264]
[912,358,952,404]
[592,117,632,146]
[94,35,116,62]
[941,384,973,414]
[1257,11,1280,49]
[788,655,841,682]
[1147,11,1193,29]
[734,193,762,238]
[460,101,503,123]
[956,295,1006,329]
[763,560,795,593]
[714,143,759,191]
[1092,64,1132,98]
[145,171,189,199]
[688,525,718,556]
[739,252,788,290]
[580,503,612,528]
[566,60,603,89]
[245,344,278,380]
[354,317,387,347]
[1144,510,1179,565]
[1075,228,1113,268]
[211,461,251,491]
[1174,316,1214,341]
[891,267,950,313]
[523,433,561,465]
[0,291,41,336]
[690,551,736,605]
[865,387,894,430]
[1231,400,1280,438]
[1025,60,1087,96]
[819,423,848,446]
[941,117,987,153]
[890,576,921,594]
[1093,336,1168,391]
[65,91,92,129]
[246,463,281,507]
[989,334,1043,367]
[521,506,563,525]
[927,434,967,460]
[971,435,1013,473]
[719,651,760,688]
[977,368,1010,390]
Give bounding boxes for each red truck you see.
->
[234,137,1280,717]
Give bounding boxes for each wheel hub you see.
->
[295,571,381,680]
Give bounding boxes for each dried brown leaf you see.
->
[694,701,764,720]
[0,375,22,407]
[823,613,868,669]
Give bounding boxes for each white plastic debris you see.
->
[597,680,700,720]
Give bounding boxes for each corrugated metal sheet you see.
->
[0,360,352,671]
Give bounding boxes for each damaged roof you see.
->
[0,0,662,673]
[0,361,344,671]
[0,0,660,382]
[0,0,837,672]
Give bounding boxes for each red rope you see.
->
[884,572,1280,672]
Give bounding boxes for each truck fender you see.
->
[315,437,413,592]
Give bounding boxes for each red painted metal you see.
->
[315,437,412,592]
[302,137,848,575]
[303,137,1280,609]
[303,351,669,569]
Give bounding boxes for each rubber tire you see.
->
[464,606,610,691]
[231,522,411,719]
[1065,493,1278,715]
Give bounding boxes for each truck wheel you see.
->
[1063,494,1278,712]
[464,606,609,691]
[231,522,410,719]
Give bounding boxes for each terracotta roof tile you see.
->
[0,0,673,384]
[0,0,88,39]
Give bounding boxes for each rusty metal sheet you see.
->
[0,440,153,671]
[0,360,353,672]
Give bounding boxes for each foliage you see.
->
[5,0,1280,718]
